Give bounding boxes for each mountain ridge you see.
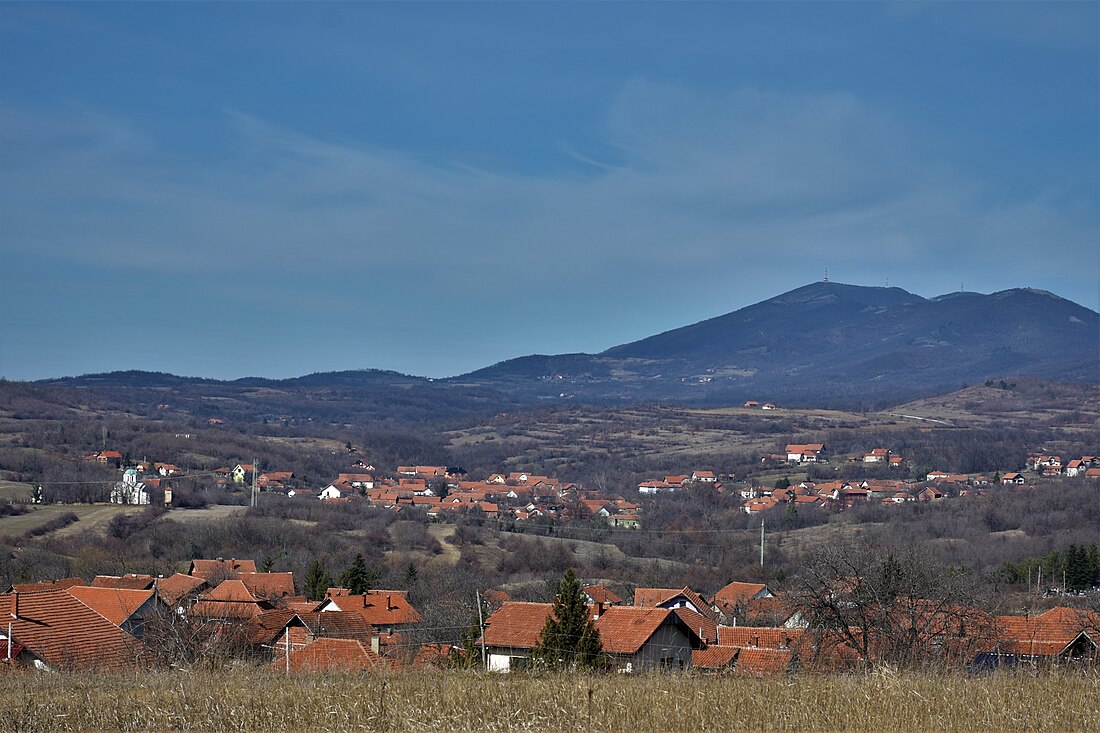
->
[31,282,1099,409]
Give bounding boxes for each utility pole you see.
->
[476,590,487,671]
[759,519,765,569]
[251,457,259,507]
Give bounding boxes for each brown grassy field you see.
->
[2,669,1097,732]
[0,503,142,539]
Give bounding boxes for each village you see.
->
[78,442,1100,525]
[2,556,1098,675]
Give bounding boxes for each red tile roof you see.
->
[205,580,262,603]
[412,643,454,669]
[583,584,623,605]
[633,586,718,623]
[248,610,376,646]
[321,590,420,627]
[0,590,144,670]
[188,559,257,579]
[189,580,268,620]
[238,572,295,600]
[735,647,792,675]
[673,607,718,645]
[65,586,154,626]
[691,644,740,668]
[594,607,692,655]
[713,581,769,608]
[156,573,207,607]
[9,578,83,593]
[717,626,802,649]
[91,574,155,590]
[482,602,554,648]
[274,638,389,673]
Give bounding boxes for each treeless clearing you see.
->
[0,503,142,539]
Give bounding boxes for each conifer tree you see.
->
[304,559,334,601]
[339,553,373,595]
[533,568,603,670]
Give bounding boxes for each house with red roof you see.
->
[973,606,1100,668]
[66,586,160,640]
[0,589,145,670]
[710,581,775,624]
[318,589,420,635]
[189,559,258,580]
[91,574,155,591]
[269,637,390,673]
[189,580,272,621]
[583,584,623,607]
[633,587,719,625]
[786,444,825,463]
[480,601,703,672]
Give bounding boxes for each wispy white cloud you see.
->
[2,80,1096,377]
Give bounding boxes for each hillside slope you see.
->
[460,282,1099,404]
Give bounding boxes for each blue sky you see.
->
[2,2,1097,380]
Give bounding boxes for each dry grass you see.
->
[2,669,1097,732]
[0,504,141,539]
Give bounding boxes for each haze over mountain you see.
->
[457,282,1099,404]
[36,282,1098,416]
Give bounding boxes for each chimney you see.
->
[11,591,18,620]
[371,634,380,655]
[387,594,393,611]
[362,595,367,608]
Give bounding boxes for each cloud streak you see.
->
[2,81,1096,379]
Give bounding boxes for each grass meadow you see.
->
[2,669,1098,732]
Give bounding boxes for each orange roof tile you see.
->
[692,645,740,668]
[90,574,155,590]
[189,559,257,579]
[204,580,262,603]
[274,638,389,673]
[673,607,718,645]
[594,606,695,655]
[321,590,420,627]
[9,578,83,593]
[156,573,207,606]
[0,590,144,670]
[583,584,623,605]
[482,602,553,648]
[633,586,718,622]
[735,647,792,675]
[238,572,295,599]
[717,626,802,649]
[65,586,154,626]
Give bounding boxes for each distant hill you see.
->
[457,282,1099,405]
[30,282,1098,419]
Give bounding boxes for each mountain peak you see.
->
[767,281,925,308]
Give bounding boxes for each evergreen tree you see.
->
[1088,544,1100,588]
[339,553,373,595]
[451,614,486,670]
[533,568,603,671]
[402,562,419,587]
[303,559,334,601]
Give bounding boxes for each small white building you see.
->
[111,469,149,505]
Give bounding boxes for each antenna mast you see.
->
[823,267,829,283]
[759,520,765,568]
[251,457,259,507]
